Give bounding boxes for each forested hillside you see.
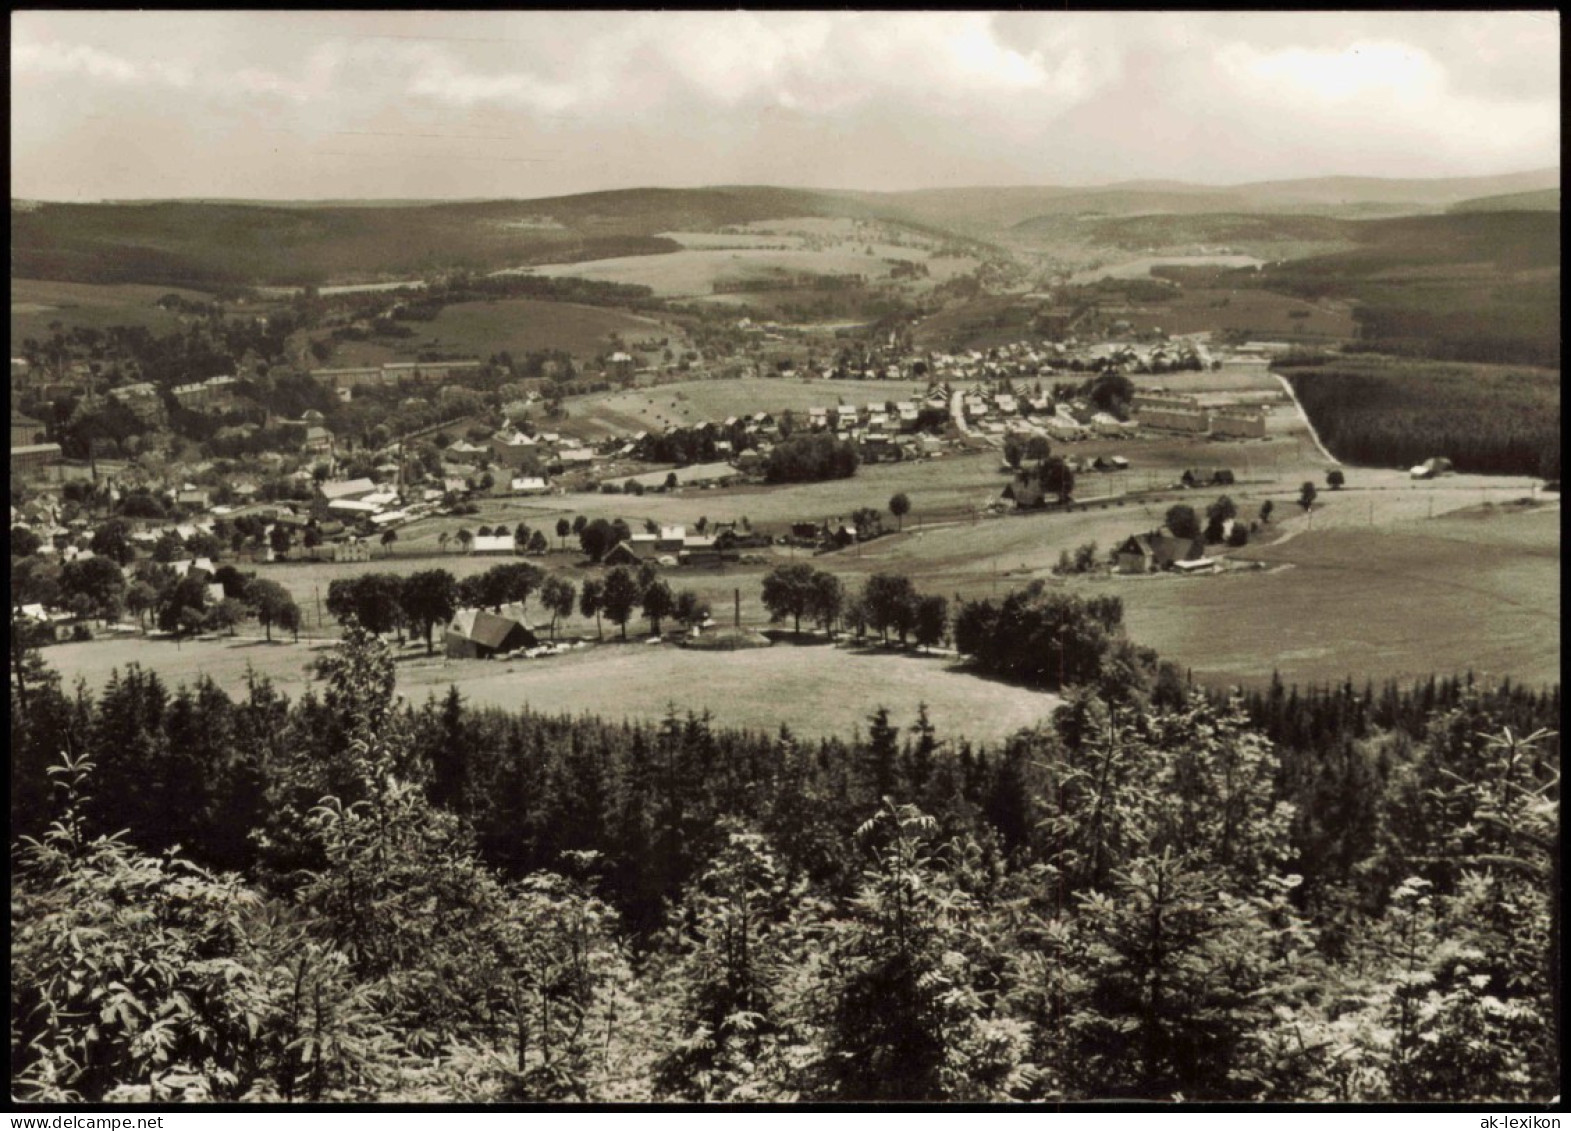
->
[1281,359,1561,478]
[10,627,1559,1103]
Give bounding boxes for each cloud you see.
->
[12,40,189,87]
[397,13,1089,123]
[1216,40,1446,106]
[7,11,1561,200]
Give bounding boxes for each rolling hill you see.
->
[8,187,899,289]
[12,169,1560,291]
[1449,188,1560,213]
[856,168,1561,231]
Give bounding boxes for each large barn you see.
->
[443,608,538,659]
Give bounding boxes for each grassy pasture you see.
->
[397,641,1061,742]
[558,376,929,439]
[1118,508,1560,691]
[405,298,672,362]
[46,630,1060,745]
[11,278,219,340]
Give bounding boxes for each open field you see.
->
[1118,505,1560,690]
[11,278,224,340]
[1110,287,1357,340]
[558,376,930,440]
[517,246,918,298]
[44,631,1060,745]
[325,297,677,369]
[400,640,1061,742]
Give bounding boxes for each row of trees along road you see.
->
[9,623,1558,1101]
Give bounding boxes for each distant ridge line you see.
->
[15,167,1556,208]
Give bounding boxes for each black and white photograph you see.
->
[9,10,1561,1108]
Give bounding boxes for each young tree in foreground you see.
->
[811,801,1028,1101]
[653,826,800,1101]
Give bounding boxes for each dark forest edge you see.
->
[10,616,1560,1103]
[1280,359,1560,479]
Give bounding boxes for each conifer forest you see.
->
[10,626,1559,1103]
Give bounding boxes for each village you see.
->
[8,319,1304,645]
[14,268,1546,719]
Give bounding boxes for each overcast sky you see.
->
[10,10,1561,201]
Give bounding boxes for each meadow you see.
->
[48,428,1555,735]
[45,630,1060,744]
[324,297,678,369]
[1118,505,1560,690]
[558,376,931,440]
[12,278,229,341]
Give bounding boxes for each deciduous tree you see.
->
[601,567,641,640]
[540,575,575,640]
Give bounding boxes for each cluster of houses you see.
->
[437,420,603,496]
